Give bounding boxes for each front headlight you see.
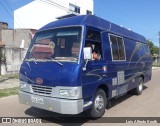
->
[20,81,27,89]
[59,89,79,97]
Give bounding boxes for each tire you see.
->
[132,77,144,95]
[88,89,107,118]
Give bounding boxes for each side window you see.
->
[110,35,119,60]
[137,42,142,51]
[117,37,125,60]
[143,44,150,54]
[86,29,101,42]
[85,28,103,60]
[109,34,126,61]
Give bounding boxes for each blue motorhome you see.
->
[19,15,152,118]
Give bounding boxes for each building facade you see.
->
[0,0,93,75]
[0,25,36,75]
[14,0,93,29]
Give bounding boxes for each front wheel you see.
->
[88,89,107,118]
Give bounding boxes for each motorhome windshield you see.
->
[26,26,82,62]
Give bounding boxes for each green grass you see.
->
[0,73,19,83]
[0,87,19,98]
[152,65,160,67]
[0,73,19,79]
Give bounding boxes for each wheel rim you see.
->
[139,82,143,92]
[94,94,104,113]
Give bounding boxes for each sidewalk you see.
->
[152,66,160,70]
[0,78,19,89]
[0,74,19,90]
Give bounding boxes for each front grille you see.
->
[31,85,52,96]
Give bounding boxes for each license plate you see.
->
[31,96,44,104]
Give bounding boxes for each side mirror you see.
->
[83,47,92,60]
[83,47,92,71]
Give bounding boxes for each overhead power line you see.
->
[1,1,21,28]
[37,0,69,11]
[4,0,23,28]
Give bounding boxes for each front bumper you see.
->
[19,90,83,114]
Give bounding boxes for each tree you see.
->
[147,40,159,56]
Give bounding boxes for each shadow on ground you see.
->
[25,86,148,124]
[108,86,148,109]
[25,107,92,125]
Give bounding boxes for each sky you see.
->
[0,0,160,46]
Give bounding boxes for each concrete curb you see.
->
[152,67,160,70]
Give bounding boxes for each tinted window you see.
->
[110,35,119,60]
[109,34,125,61]
[117,37,125,60]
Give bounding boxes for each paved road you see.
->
[0,69,160,126]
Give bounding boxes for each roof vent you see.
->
[56,14,77,20]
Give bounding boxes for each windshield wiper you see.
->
[49,57,63,66]
[28,53,37,64]
[55,57,78,61]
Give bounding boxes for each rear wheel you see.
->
[132,77,144,95]
[88,89,107,118]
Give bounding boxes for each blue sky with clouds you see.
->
[0,0,160,46]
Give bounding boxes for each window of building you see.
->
[69,4,80,14]
[109,34,126,61]
[86,10,92,15]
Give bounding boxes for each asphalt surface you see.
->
[0,69,160,126]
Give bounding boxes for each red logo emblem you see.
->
[36,78,43,84]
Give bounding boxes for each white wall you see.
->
[1,47,28,75]
[1,29,32,48]
[14,0,93,29]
